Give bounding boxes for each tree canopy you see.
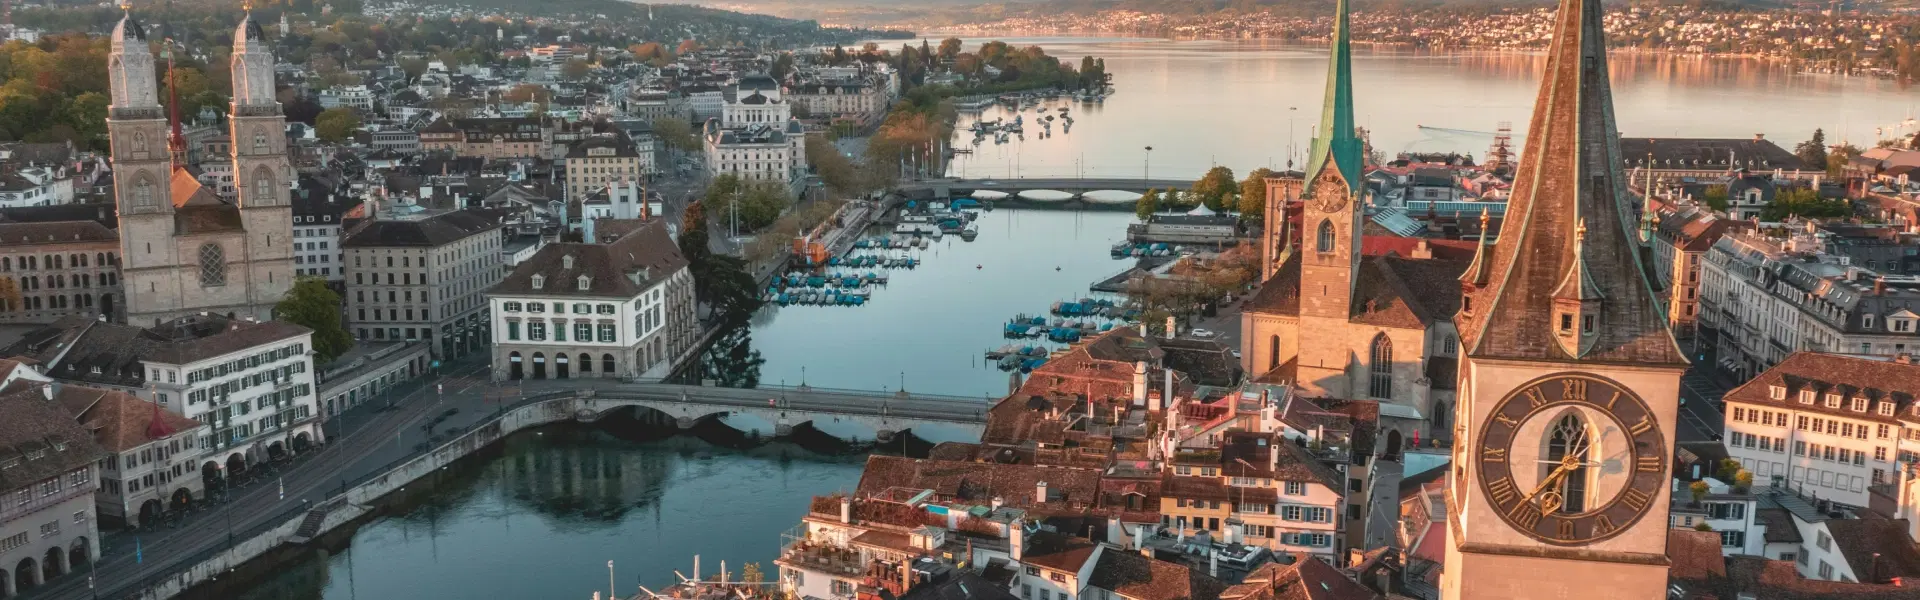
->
[276,277,353,363]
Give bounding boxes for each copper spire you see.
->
[1451,0,1684,365]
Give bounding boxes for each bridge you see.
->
[897,177,1200,205]
[578,381,990,440]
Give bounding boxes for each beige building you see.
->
[563,134,647,202]
[1442,0,1688,595]
[63,386,206,529]
[418,116,553,161]
[1161,431,1346,562]
[1700,230,1920,380]
[0,221,122,324]
[1722,352,1920,509]
[1646,201,1746,338]
[342,210,505,359]
[106,12,293,327]
[787,79,887,128]
[0,365,104,598]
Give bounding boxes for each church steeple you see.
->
[1301,0,1363,200]
[1452,0,1683,366]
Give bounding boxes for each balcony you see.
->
[779,540,866,577]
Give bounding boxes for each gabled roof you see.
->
[1825,518,1920,581]
[341,210,504,248]
[0,384,106,493]
[1222,555,1378,600]
[59,386,202,453]
[488,218,685,298]
[1722,352,1920,425]
[1088,550,1227,600]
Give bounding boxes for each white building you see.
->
[0,368,103,597]
[1700,230,1920,380]
[1721,352,1920,509]
[702,73,808,185]
[0,314,325,476]
[318,85,374,111]
[292,183,354,284]
[0,165,75,208]
[65,386,207,529]
[485,218,695,381]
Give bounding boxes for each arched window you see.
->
[1315,220,1335,253]
[602,353,615,374]
[1368,334,1393,399]
[578,353,592,373]
[198,243,226,286]
[1268,335,1280,370]
[132,176,155,208]
[1443,334,1458,356]
[252,128,268,154]
[1545,412,1593,514]
[253,174,273,204]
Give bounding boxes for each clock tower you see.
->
[1288,0,1366,398]
[1441,0,1687,595]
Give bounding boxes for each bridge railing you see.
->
[748,383,997,404]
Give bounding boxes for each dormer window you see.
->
[1879,402,1895,417]
[530,275,544,290]
[562,255,574,269]
[578,276,592,290]
[1826,394,1843,408]
[1865,314,1877,330]
[1581,315,1595,335]
[1769,385,1786,401]
[1559,314,1573,333]
[1852,398,1868,413]
[1800,390,1816,404]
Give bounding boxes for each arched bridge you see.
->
[515,380,990,441]
[896,177,1200,205]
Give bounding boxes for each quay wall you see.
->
[131,393,591,600]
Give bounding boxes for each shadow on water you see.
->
[175,409,933,600]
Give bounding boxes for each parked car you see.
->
[1191,328,1216,338]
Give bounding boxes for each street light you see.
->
[1288,107,1298,169]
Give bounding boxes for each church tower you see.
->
[107,3,182,323]
[230,6,295,311]
[1442,0,1687,595]
[1281,0,1366,397]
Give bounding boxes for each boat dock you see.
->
[1089,257,1175,293]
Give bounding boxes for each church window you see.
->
[1315,220,1334,253]
[1544,412,1593,514]
[1269,335,1280,371]
[254,175,273,204]
[132,177,156,208]
[198,243,227,287]
[253,129,268,154]
[1442,334,1457,355]
[1368,334,1393,399]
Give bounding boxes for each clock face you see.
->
[1307,177,1349,214]
[1474,373,1667,546]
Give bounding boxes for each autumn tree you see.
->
[314,107,361,142]
[1190,166,1236,211]
[1238,168,1275,224]
[1136,188,1159,221]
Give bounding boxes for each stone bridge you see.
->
[896,177,1200,205]
[562,382,990,441]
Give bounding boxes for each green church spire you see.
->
[1302,0,1363,199]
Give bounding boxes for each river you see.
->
[215,39,1917,599]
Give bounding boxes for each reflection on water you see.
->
[205,428,864,600]
[927,36,1917,179]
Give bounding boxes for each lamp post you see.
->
[1288,107,1298,169]
[1143,146,1153,182]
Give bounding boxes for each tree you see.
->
[701,326,765,388]
[314,107,361,142]
[653,117,700,153]
[770,52,795,80]
[1795,128,1829,170]
[276,277,352,363]
[1829,144,1861,179]
[1702,185,1729,212]
[1136,188,1158,221]
[561,58,591,81]
[705,175,789,232]
[1715,458,1741,482]
[502,83,550,106]
[938,37,963,61]
[1238,168,1275,224]
[1688,480,1709,505]
[398,58,428,79]
[742,563,765,586]
[1190,166,1236,211]
[676,39,701,55]
[1760,188,1851,221]
[1734,469,1754,492]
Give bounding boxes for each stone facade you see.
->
[107,11,292,328]
[342,210,505,359]
[486,219,695,381]
[0,222,122,324]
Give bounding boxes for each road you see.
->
[24,362,986,600]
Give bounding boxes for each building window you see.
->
[1315,220,1334,253]
[1284,481,1306,495]
[1368,334,1392,399]
[198,243,226,286]
[133,176,156,207]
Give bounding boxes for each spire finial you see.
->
[243,0,252,11]
[1478,206,1490,227]
[1575,218,1588,243]
[121,0,131,11]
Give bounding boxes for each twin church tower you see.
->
[108,3,293,326]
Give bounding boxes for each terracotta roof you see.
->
[1021,530,1098,573]
[1223,555,1379,600]
[855,455,1102,510]
[489,218,685,298]
[898,571,1020,600]
[0,385,106,493]
[170,166,222,208]
[1696,555,1920,600]
[1669,528,1729,581]
[1454,0,1684,367]
[1270,438,1345,491]
[59,386,202,452]
[1723,353,1920,425]
[1088,550,1228,600]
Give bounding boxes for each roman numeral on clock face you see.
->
[1628,415,1654,437]
[1620,488,1651,512]
[1508,503,1543,529]
[1487,477,1518,507]
[1482,447,1507,463]
[1593,514,1616,536]
[1637,455,1662,473]
[1561,379,1587,402]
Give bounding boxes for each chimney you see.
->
[1156,367,1173,411]
[1010,521,1026,562]
[991,497,1005,512]
[1753,133,1765,142]
[840,496,852,524]
[1411,238,1432,260]
[1132,361,1148,407]
[1035,481,1049,504]
[1876,276,1887,296]
[1209,547,1219,579]
[1165,315,1176,338]
[1106,517,1124,546]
